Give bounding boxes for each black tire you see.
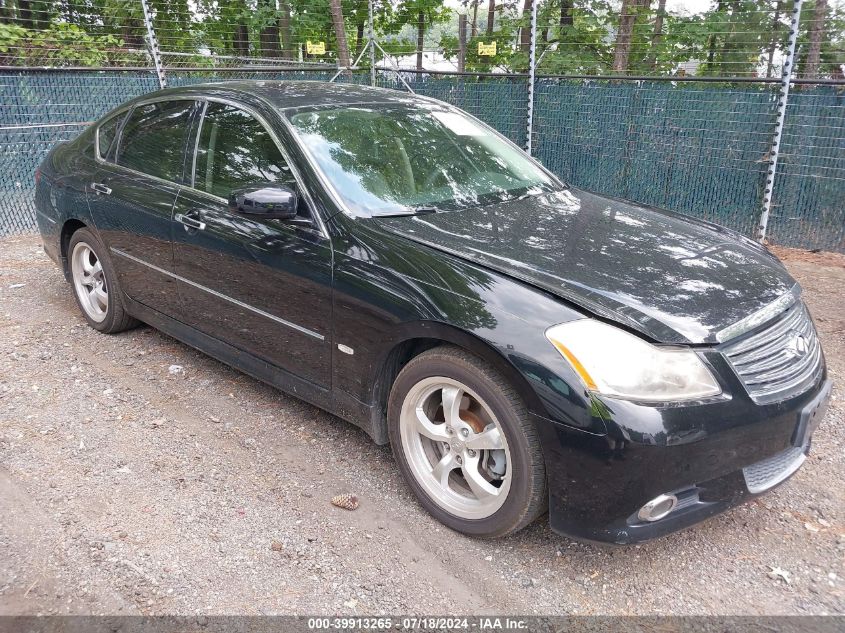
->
[388,346,547,538]
[67,227,139,334]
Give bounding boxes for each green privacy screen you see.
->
[2,71,843,252]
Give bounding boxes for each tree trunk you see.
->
[612,0,648,74]
[232,0,250,58]
[354,0,368,58]
[234,23,249,57]
[612,0,636,73]
[330,0,351,68]
[520,0,533,53]
[705,32,716,67]
[644,0,666,70]
[279,1,293,60]
[259,25,280,58]
[17,0,34,29]
[560,0,573,27]
[705,0,727,72]
[122,18,145,50]
[259,0,280,58]
[355,20,365,57]
[471,0,479,37]
[28,0,47,29]
[416,10,425,70]
[803,0,828,79]
[486,0,495,36]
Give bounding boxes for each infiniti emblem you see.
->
[787,332,809,358]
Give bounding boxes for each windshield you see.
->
[287,105,560,217]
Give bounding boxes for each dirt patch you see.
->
[1,234,843,616]
[769,245,845,269]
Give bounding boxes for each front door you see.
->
[87,99,198,316]
[171,101,333,388]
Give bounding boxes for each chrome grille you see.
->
[722,302,822,404]
[742,446,806,494]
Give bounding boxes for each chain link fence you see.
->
[532,78,782,238]
[0,0,843,251]
[1,70,160,235]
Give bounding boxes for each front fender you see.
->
[330,217,608,437]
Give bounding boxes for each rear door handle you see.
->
[91,182,112,196]
[175,212,207,231]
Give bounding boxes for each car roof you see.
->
[142,80,435,111]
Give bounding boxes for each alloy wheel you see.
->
[71,242,108,323]
[398,376,512,520]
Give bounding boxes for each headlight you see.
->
[545,319,721,401]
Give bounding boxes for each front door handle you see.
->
[175,212,207,231]
[91,182,112,196]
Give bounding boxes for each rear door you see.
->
[171,100,333,387]
[88,99,199,315]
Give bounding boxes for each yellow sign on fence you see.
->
[306,40,326,55]
[477,41,497,56]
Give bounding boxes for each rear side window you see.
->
[194,102,293,198]
[96,112,125,160]
[116,100,196,183]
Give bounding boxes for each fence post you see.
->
[525,0,538,155]
[368,0,376,87]
[758,0,803,243]
[140,0,167,89]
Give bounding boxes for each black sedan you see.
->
[34,81,831,544]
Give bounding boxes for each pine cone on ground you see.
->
[331,493,359,510]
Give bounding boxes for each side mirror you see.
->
[229,184,298,220]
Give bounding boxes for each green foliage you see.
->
[696,1,773,77]
[535,1,615,74]
[0,22,132,66]
[0,23,30,55]
[0,0,841,78]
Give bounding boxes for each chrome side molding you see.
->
[109,247,324,341]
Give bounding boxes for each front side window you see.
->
[97,112,125,160]
[287,105,560,216]
[116,100,195,183]
[194,102,293,199]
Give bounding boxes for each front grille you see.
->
[722,302,822,404]
[742,446,806,494]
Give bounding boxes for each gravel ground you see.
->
[0,234,843,617]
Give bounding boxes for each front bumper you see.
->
[536,374,832,545]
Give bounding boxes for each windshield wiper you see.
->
[372,206,440,218]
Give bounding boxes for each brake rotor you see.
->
[459,406,486,433]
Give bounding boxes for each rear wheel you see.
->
[388,346,547,538]
[68,228,138,333]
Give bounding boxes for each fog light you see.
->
[637,494,678,522]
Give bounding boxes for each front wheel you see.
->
[388,346,547,538]
[68,228,138,334]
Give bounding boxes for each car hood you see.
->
[373,188,797,345]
